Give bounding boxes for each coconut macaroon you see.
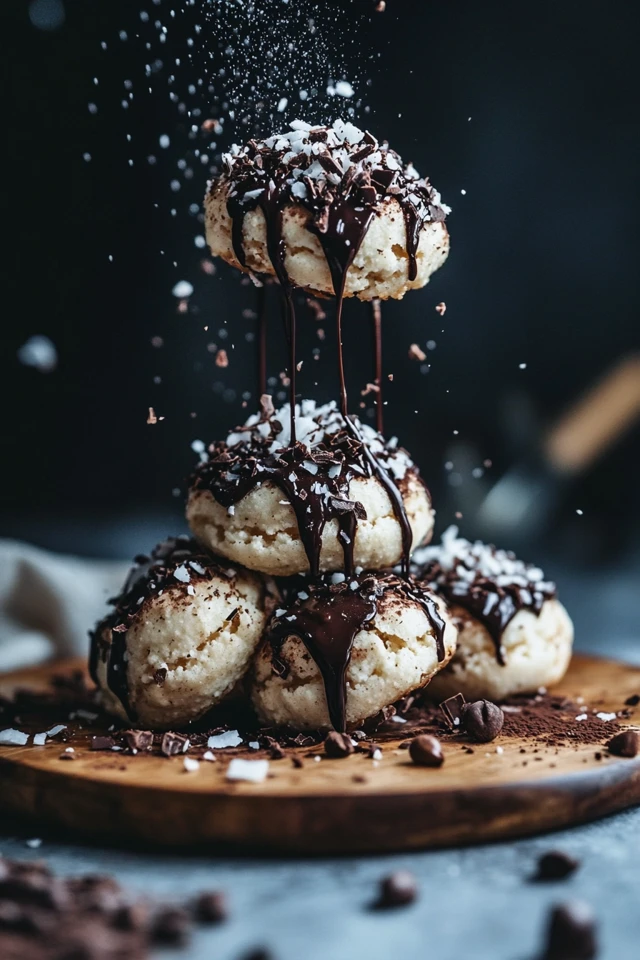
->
[187,398,434,578]
[251,572,457,732]
[414,527,574,702]
[205,119,450,301]
[89,537,272,729]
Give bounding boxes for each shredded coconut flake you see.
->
[226,758,270,783]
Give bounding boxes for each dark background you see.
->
[2,0,639,570]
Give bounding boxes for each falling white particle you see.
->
[191,439,205,453]
[17,335,58,373]
[83,152,92,162]
[496,746,504,755]
[194,235,206,248]
[0,729,29,746]
[172,280,193,298]
[88,103,98,114]
[183,757,200,773]
[26,838,42,849]
[460,188,467,195]
[596,712,617,722]
[226,758,269,783]
[372,749,382,761]
[277,97,288,112]
[159,134,170,148]
[64,747,74,753]
[576,509,584,516]
[208,730,243,749]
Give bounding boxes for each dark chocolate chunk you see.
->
[124,729,154,752]
[462,700,504,743]
[112,900,149,931]
[194,891,228,924]
[161,732,189,757]
[291,756,304,769]
[90,736,115,751]
[541,901,597,959]
[151,906,192,945]
[439,692,466,729]
[375,871,418,909]
[607,729,639,757]
[624,694,640,706]
[324,731,354,759]
[409,735,444,768]
[534,851,580,882]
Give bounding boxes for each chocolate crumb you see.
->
[374,871,418,909]
[194,891,227,924]
[534,851,580,882]
[408,343,426,362]
[409,735,444,767]
[625,694,640,706]
[540,901,597,959]
[291,756,304,769]
[324,731,354,759]
[607,729,639,757]
[462,700,504,743]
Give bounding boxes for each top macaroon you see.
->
[205,119,450,300]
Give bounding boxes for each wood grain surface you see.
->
[1,654,639,853]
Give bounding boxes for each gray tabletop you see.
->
[2,556,639,959]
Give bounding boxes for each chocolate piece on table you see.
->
[462,700,504,743]
[541,901,597,959]
[607,729,639,757]
[160,732,189,757]
[375,870,418,909]
[194,891,228,924]
[535,851,580,881]
[324,731,354,758]
[624,694,640,706]
[90,736,116,751]
[151,906,192,945]
[124,729,154,751]
[439,693,466,729]
[409,735,444,767]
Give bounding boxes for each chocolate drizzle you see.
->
[89,538,232,720]
[268,573,446,731]
[415,529,557,664]
[191,402,422,579]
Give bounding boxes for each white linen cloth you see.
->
[0,540,127,673]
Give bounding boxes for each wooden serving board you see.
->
[1,654,639,853]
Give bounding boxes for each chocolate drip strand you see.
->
[371,298,383,434]
[257,284,267,397]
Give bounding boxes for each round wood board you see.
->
[1,654,639,853]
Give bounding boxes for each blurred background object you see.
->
[1,0,638,585]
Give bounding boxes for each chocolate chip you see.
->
[291,756,304,769]
[324,731,354,758]
[90,736,115,751]
[112,900,149,932]
[160,732,189,757]
[194,891,227,924]
[624,694,640,706]
[439,692,466,729]
[409,735,444,767]
[541,901,597,959]
[375,871,418,909]
[124,729,154,752]
[607,729,639,757]
[462,700,504,743]
[534,851,580,881]
[151,906,192,945]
